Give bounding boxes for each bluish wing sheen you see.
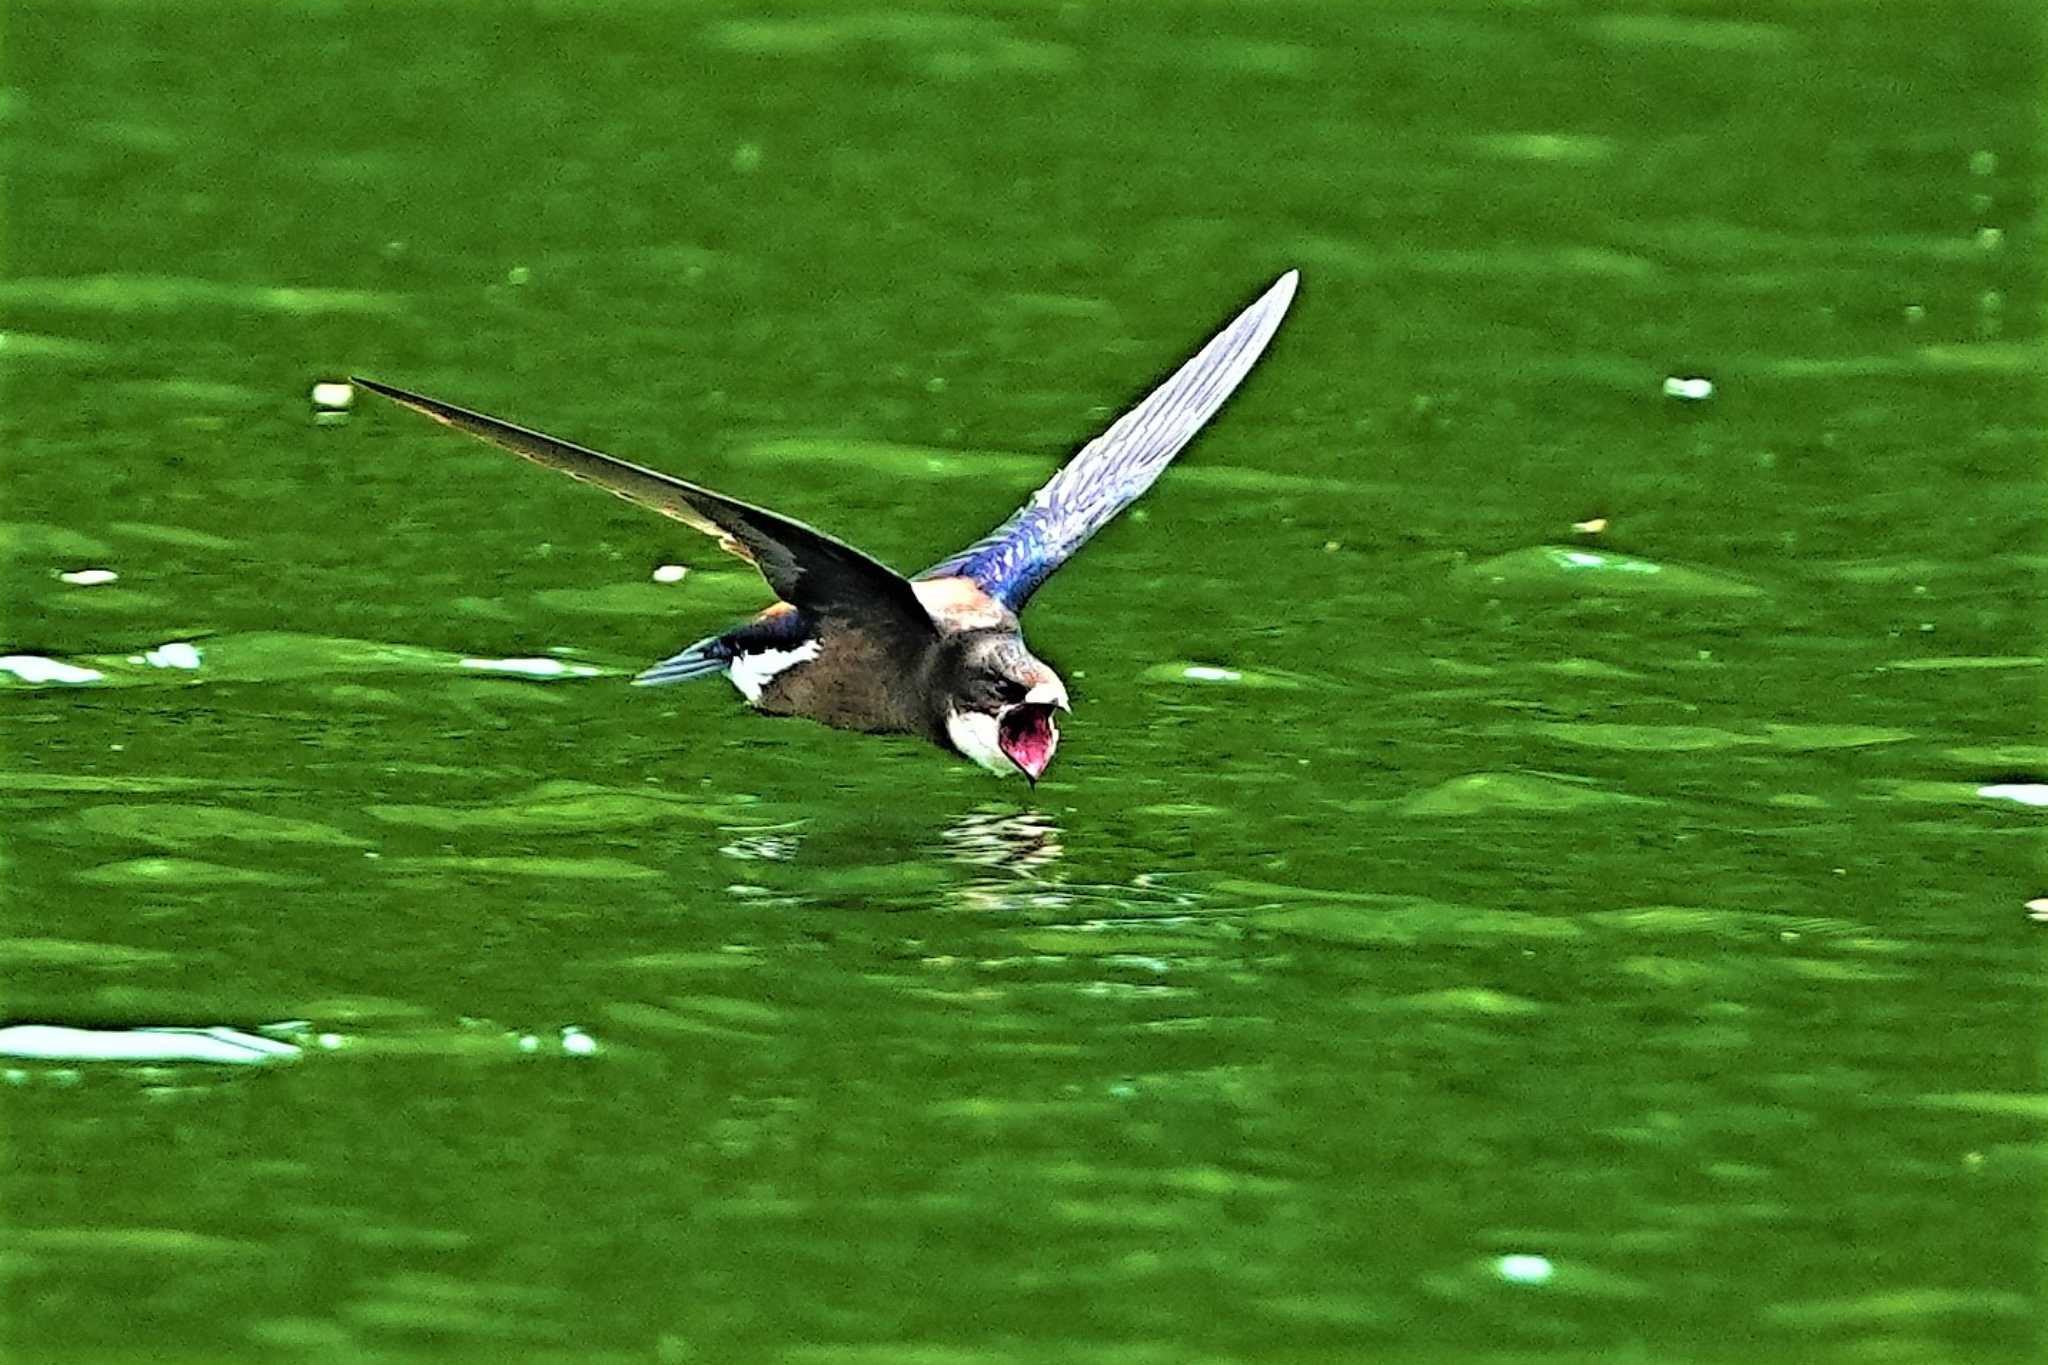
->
[920,270,1298,611]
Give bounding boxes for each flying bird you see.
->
[354,270,1297,782]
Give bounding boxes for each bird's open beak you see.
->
[998,682,1068,784]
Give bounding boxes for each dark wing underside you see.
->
[919,270,1298,612]
[352,378,937,656]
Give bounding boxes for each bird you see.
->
[353,269,1297,783]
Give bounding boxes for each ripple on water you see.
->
[0,631,616,691]
[702,13,1073,78]
[365,780,754,835]
[74,856,311,889]
[0,274,402,316]
[600,998,781,1043]
[0,521,113,560]
[1399,772,1657,817]
[1138,661,1311,689]
[1221,880,1582,949]
[1449,545,1766,601]
[1499,720,1916,753]
[63,804,366,850]
[0,937,175,970]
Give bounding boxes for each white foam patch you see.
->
[461,657,603,679]
[728,639,821,701]
[0,1024,300,1065]
[0,655,104,685]
[142,642,202,670]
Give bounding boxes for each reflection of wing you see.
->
[353,378,937,650]
[919,270,1298,612]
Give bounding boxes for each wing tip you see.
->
[1266,268,1301,310]
[350,375,431,412]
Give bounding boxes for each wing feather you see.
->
[919,270,1297,611]
[353,378,937,653]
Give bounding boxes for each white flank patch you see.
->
[728,639,821,702]
[945,708,1012,775]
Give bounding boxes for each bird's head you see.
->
[936,632,1069,783]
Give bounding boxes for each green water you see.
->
[3,3,2042,1361]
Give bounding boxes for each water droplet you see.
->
[1661,375,1714,401]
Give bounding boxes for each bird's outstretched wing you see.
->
[352,378,938,650]
[919,270,1298,612]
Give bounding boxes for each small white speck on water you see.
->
[58,568,119,586]
[143,642,202,670]
[2023,898,2048,922]
[1183,665,1242,683]
[1980,784,2048,808]
[310,381,354,410]
[507,265,531,286]
[1976,227,2004,252]
[1661,375,1714,401]
[651,564,689,584]
[1496,1254,1553,1285]
[561,1027,598,1056]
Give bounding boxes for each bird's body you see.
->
[355,270,1297,781]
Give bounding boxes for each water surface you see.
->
[2,2,2040,1361]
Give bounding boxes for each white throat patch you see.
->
[945,708,1012,775]
[726,639,822,702]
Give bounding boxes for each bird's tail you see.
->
[632,636,731,687]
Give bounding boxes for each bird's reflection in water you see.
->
[938,808,1065,911]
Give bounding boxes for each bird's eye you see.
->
[994,679,1028,705]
